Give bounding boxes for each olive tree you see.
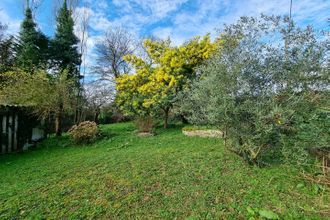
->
[182,15,329,165]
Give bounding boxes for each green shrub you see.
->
[181,15,329,166]
[68,121,100,144]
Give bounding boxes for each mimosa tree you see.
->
[116,35,221,128]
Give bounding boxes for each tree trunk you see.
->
[74,96,82,124]
[163,107,170,129]
[55,104,63,137]
[94,108,100,124]
[180,114,188,124]
[223,124,228,148]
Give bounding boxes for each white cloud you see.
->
[97,0,108,10]
[152,0,330,45]
[79,0,329,79]
[152,27,172,39]
[0,9,20,34]
[134,0,188,19]
[83,0,108,11]
[112,0,188,19]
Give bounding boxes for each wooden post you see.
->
[8,115,12,153]
[1,116,6,154]
[13,114,18,151]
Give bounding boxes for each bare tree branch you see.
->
[22,0,45,19]
[84,81,115,122]
[93,27,137,81]
[74,6,91,80]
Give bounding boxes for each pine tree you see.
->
[15,2,48,73]
[50,0,81,81]
[0,37,15,73]
[0,23,14,73]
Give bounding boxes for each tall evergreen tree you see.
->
[50,0,83,132]
[0,22,15,73]
[15,2,48,73]
[0,36,15,73]
[50,0,81,81]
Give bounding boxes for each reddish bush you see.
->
[68,121,99,144]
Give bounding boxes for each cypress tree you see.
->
[50,0,81,81]
[50,0,82,134]
[15,1,48,73]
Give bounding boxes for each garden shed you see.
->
[0,104,45,154]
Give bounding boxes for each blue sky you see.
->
[0,0,329,77]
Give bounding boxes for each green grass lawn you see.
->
[0,123,329,219]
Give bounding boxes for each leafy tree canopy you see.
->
[116,35,221,127]
[0,69,76,136]
[181,15,329,165]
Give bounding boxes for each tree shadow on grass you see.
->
[154,123,185,134]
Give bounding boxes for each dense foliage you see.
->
[0,23,15,73]
[50,0,81,80]
[182,15,329,165]
[0,36,15,73]
[0,1,82,135]
[14,5,49,73]
[116,35,219,128]
[0,70,76,136]
[68,121,99,144]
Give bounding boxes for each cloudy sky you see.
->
[0,0,329,78]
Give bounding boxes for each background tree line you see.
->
[0,0,131,136]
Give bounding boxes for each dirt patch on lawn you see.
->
[182,129,223,138]
[137,132,154,137]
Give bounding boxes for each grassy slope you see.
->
[0,123,328,219]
